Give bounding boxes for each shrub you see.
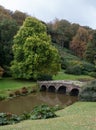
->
[65,65,82,75]
[79,80,96,101]
[61,57,68,69]
[30,104,57,119]
[65,60,95,75]
[3,66,11,77]
[9,93,14,97]
[14,90,21,96]
[52,105,63,111]
[0,113,21,126]
[21,87,28,95]
[38,74,52,81]
[0,105,58,126]
[0,66,4,77]
[88,72,96,78]
[81,61,95,74]
[0,95,6,101]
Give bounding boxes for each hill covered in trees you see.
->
[0,5,96,79]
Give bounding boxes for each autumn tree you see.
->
[11,17,60,80]
[70,27,89,58]
[84,31,96,64]
[47,18,72,48]
[11,10,28,26]
[0,5,12,20]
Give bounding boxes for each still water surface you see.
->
[0,92,78,115]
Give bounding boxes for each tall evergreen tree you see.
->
[11,17,60,80]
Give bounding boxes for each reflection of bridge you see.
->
[38,80,83,96]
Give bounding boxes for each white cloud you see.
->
[0,0,96,29]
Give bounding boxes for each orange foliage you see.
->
[70,27,89,58]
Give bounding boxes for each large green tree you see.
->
[11,17,60,80]
[47,19,72,48]
[84,31,96,64]
[0,18,18,67]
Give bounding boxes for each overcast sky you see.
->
[0,0,96,29]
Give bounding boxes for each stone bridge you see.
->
[38,80,84,96]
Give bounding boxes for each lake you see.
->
[0,92,78,115]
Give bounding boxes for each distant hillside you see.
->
[53,43,96,77]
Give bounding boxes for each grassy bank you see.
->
[0,102,96,130]
[53,71,94,81]
[0,78,37,96]
[0,72,94,97]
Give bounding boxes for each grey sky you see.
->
[0,0,96,29]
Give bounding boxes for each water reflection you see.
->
[0,92,78,115]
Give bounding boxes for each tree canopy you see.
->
[70,27,89,58]
[84,31,96,64]
[11,17,60,80]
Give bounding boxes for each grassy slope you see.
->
[53,71,94,81]
[53,44,94,81]
[54,44,80,61]
[0,78,37,96]
[0,45,95,129]
[0,102,96,130]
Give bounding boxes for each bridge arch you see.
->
[57,86,66,94]
[40,85,47,91]
[70,88,79,96]
[48,85,56,92]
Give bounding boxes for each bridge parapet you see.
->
[38,80,84,96]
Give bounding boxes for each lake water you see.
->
[0,92,78,115]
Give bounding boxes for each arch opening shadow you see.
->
[40,85,47,91]
[57,86,66,94]
[70,88,79,96]
[48,86,56,93]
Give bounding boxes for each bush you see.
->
[88,72,96,78]
[30,104,57,119]
[61,57,68,69]
[65,60,96,75]
[65,65,82,75]
[21,87,28,95]
[0,105,58,126]
[0,95,6,101]
[81,61,95,74]
[14,90,21,96]
[0,66,4,77]
[38,74,52,81]
[0,113,21,126]
[3,66,11,77]
[79,80,96,101]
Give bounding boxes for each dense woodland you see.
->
[0,5,96,79]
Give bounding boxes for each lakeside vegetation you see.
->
[0,102,96,130]
[0,5,96,129]
[0,71,94,98]
[0,78,37,97]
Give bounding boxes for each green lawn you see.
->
[0,77,95,130]
[0,78,37,96]
[0,102,96,130]
[0,72,94,97]
[53,71,94,81]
